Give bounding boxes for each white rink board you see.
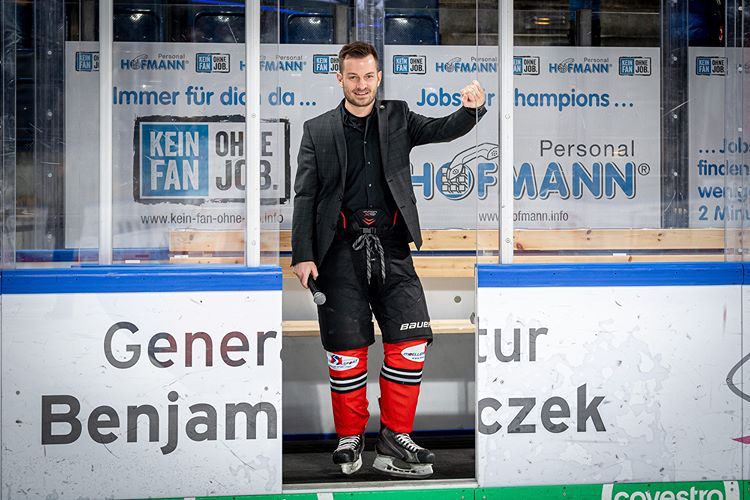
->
[2,286,282,498]
[740,283,750,477]
[477,282,744,487]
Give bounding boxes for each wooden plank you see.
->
[170,230,285,253]
[279,256,481,279]
[282,255,725,278]
[170,256,280,265]
[411,256,475,277]
[170,256,243,265]
[414,230,484,251]
[416,229,726,251]
[513,228,726,251]
[282,318,474,337]
[282,320,319,336]
[179,254,723,277]
[170,229,493,252]
[514,254,725,263]
[170,230,243,252]
[279,230,292,250]
[365,228,725,251]
[171,228,727,254]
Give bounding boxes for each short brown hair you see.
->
[338,41,379,72]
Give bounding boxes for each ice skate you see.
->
[332,434,364,475]
[373,425,435,478]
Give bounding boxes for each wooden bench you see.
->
[170,227,726,337]
[282,319,475,337]
[170,228,726,278]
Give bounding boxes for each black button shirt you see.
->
[341,105,397,217]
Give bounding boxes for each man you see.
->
[292,41,486,477]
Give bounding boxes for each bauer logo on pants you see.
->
[400,343,427,363]
[327,353,359,371]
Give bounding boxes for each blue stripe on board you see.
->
[5,262,744,293]
[16,248,170,262]
[477,262,744,287]
[2,265,282,294]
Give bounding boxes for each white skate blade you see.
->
[339,454,363,475]
[372,454,434,478]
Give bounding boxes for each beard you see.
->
[344,88,376,108]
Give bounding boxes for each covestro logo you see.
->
[614,490,721,500]
[604,481,738,500]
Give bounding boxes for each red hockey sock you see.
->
[379,340,428,433]
[327,347,369,437]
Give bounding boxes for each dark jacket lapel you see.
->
[376,100,389,174]
[331,101,347,188]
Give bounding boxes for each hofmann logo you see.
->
[260,55,305,72]
[312,54,339,74]
[513,56,540,75]
[696,56,726,76]
[196,53,230,73]
[75,51,99,72]
[121,53,187,71]
[393,55,427,75]
[549,57,610,74]
[619,56,651,76]
[436,143,498,201]
[436,57,497,73]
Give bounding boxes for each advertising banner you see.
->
[385,46,661,229]
[1,270,282,497]
[477,269,743,487]
[688,47,749,228]
[64,42,343,248]
[65,43,662,250]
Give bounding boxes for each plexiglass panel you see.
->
[106,1,280,266]
[1,0,17,267]
[472,0,734,264]
[5,2,743,266]
[2,1,282,267]
[7,0,84,266]
[65,1,100,264]
[722,0,749,259]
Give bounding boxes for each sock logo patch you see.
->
[400,343,427,362]
[327,353,360,371]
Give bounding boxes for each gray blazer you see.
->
[292,99,487,266]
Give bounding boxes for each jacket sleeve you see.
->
[407,103,488,147]
[291,120,318,265]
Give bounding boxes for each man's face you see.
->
[336,55,382,108]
